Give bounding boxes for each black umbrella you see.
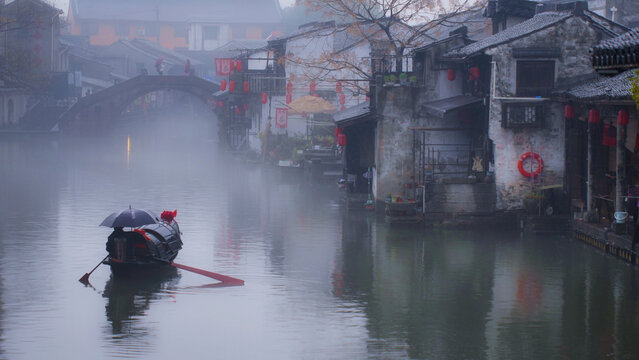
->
[99,207,158,228]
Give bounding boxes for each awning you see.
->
[421,95,482,118]
[333,102,374,128]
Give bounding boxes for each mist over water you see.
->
[2,104,639,359]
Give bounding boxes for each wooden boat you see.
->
[103,212,183,276]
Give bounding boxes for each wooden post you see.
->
[616,122,625,213]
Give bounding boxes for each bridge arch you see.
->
[58,75,220,133]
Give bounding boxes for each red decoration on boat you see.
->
[447,68,456,81]
[336,81,342,93]
[160,210,177,224]
[589,109,600,124]
[261,92,268,104]
[229,80,236,92]
[618,109,629,126]
[235,60,242,72]
[286,93,292,104]
[243,81,250,93]
[220,79,227,91]
[339,93,346,105]
[337,133,347,146]
[286,81,293,93]
[309,80,316,93]
[469,66,480,80]
[564,104,574,119]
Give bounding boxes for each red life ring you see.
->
[517,152,544,178]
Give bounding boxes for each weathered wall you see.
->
[427,182,496,215]
[486,16,602,210]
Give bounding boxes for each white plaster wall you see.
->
[188,23,230,51]
[486,17,600,210]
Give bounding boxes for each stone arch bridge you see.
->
[58,75,220,132]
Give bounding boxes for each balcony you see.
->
[501,102,546,128]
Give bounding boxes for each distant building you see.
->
[67,0,283,50]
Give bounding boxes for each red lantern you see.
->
[336,81,342,93]
[235,107,241,115]
[230,60,235,72]
[339,93,346,105]
[618,109,629,126]
[589,109,600,124]
[337,133,347,146]
[220,79,227,91]
[286,93,292,104]
[447,68,456,81]
[309,80,316,93]
[243,81,250,93]
[301,112,307,118]
[366,96,370,102]
[235,60,242,72]
[334,127,343,136]
[564,104,574,119]
[261,92,268,104]
[312,93,318,97]
[469,66,480,80]
[229,80,236,92]
[286,81,293,93]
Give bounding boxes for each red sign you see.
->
[275,108,288,129]
[215,58,233,76]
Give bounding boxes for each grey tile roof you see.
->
[421,95,482,118]
[564,69,636,100]
[333,102,372,126]
[593,27,639,51]
[71,0,282,24]
[445,11,571,59]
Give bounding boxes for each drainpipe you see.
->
[587,119,593,215]
[616,120,625,214]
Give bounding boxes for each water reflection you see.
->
[102,267,180,336]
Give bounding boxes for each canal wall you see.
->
[572,220,639,265]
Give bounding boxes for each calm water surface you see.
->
[1,118,639,359]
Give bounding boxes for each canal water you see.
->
[2,115,639,359]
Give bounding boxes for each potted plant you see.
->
[389,74,397,84]
[383,75,391,86]
[399,72,408,85]
[409,75,417,86]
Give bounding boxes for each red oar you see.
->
[171,262,244,285]
[79,255,109,285]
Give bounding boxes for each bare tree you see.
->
[287,0,483,95]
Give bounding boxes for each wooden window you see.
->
[203,26,219,41]
[516,60,554,97]
[501,102,545,128]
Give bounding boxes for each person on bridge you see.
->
[155,57,164,75]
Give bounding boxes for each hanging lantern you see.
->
[339,93,346,105]
[337,133,347,146]
[366,95,370,102]
[334,127,343,136]
[220,79,227,91]
[286,93,292,104]
[261,92,268,104]
[564,104,574,119]
[286,81,293,93]
[229,80,236,92]
[243,81,250,93]
[243,104,249,111]
[335,81,342,93]
[589,109,600,124]
[309,80,316,93]
[447,68,456,81]
[469,66,480,81]
[235,106,241,115]
[235,60,242,72]
[230,60,235,72]
[618,109,629,126]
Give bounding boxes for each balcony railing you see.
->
[501,102,546,128]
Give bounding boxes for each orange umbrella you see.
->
[287,95,336,114]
